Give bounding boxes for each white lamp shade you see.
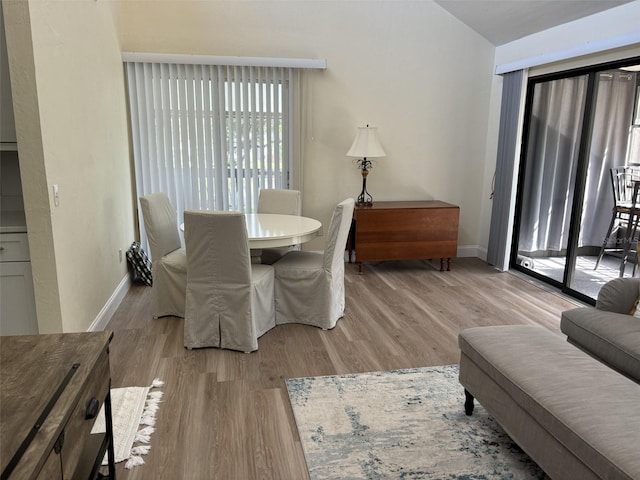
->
[346,126,386,158]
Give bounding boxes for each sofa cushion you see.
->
[561,307,640,381]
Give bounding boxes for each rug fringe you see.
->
[151,378,165,388]
[140,414,156,426]
[125,379,164,468]
[131,445,151,455]
[148,392,164,402]
[125,455,146,469]
[135,425,155,443]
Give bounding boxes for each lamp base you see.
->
[356,196,372,207]
[357,173,373,206]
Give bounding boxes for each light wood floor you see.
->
[105,257,582,479]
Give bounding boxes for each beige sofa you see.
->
[459,315,640,478]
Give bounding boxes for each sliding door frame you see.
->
[510,56,640,305]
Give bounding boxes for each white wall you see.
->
[495,1,640,74]
[3,0,134,333]
[111,0,497,253]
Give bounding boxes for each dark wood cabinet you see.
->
[348,201,459,272]
[0,331,116,480]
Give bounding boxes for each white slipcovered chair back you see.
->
[258,189,302,215]
[323,198,356,273]
[139,192,182,261]
[139,193,187,318]
[183,210,275,352]
[322,198,355,322]
[273,198,355,329]
[257,189,303,265]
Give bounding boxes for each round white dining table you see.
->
[243,213,322,249]
[180,213,322,250]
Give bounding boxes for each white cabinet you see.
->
[0,232,30,260]
[0,233,38,335]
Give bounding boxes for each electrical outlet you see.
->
[119,248,123,263]
[52,185,60,207]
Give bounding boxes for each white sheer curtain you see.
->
[518,71,636,253]
[125,62,294,248]
[519,75,587,253]
[580,71,637,246]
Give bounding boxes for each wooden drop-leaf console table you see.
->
[347,200,460,273]
[0,331,116,480]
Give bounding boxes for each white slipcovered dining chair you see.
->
[183,211,276,352]
[257,189,302,265]
[273,198,355,329]
[139,193,187,318]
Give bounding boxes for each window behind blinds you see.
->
[125,62,293,247]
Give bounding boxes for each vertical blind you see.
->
[486,69,526,270]
[125,62,293,247]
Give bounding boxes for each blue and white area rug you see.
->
[286,365,546,479]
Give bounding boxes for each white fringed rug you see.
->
[286,365,547,479]
[91,378,164,469]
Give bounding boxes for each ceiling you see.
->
[433,0,635,46]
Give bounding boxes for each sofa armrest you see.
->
[561,307,640,381]
[596,277,640,314]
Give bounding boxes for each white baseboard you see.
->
[343,245,485,263]
[458,245,487,260]
[88,274,131,332]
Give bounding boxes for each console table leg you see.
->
[447,258,451,271]
[440,258,445,271]
[105,388,117,479]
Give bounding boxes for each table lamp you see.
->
[346,125,386,206]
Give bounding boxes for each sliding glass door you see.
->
[512,58,640,303]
